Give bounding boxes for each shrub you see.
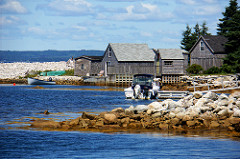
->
[63,69,74,76]
[186,64,203,74]
[221,64,234,73]
[24,70,42,78]
[204,66,221,74]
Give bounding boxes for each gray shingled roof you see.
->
[109,43,155,62]
[203,35,227,53]
[158,49,185,60]
[75,55,103,61]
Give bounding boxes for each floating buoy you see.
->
[13,83,16,86]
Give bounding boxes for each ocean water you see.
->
[0,85,240,158]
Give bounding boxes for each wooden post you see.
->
[193,80,196,92]
[221,78,224,89]
[236,74,238,87]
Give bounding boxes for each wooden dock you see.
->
[198,87,240,93]
[188,78,239,93]
[157,91,190,99]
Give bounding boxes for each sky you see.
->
[0,0,238,51]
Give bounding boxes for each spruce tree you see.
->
[181,22,210,52]
[180,24,194,51]
[217,0,239,36]
[193,23,201,38]
[200,21,210,36]
[218,0,240,73]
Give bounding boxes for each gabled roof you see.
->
[157,49,185,60]
[189,35,228,54]
[203,35,227,53]
[109,43,155,62]
[75,55,103,61]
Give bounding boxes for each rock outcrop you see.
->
[30,91,240,135]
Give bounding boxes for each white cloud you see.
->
[0,15,26,26]
[178,0,196,5]
[37,0,94,16]
[107,3,174,21]
[72,25,88,31]
[0,0,28,14]
[27,27,46,35]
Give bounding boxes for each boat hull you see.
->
[28,78,56,85]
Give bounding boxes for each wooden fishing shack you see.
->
[101,43,155,84]
[189,35,228,70]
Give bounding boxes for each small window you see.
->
[201,41,204,51]
[108,51,112,57]
[108,47,112,57]
[81,64,84,69]
[164,61,173,66]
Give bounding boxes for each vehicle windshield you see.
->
[133,75,153,87]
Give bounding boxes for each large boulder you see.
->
[162,99,178,110]
[193,92,203,99]
[233,108,240,117]
[104,113,117,123]
[186,106,201,117]
[236,101,240,108]
[218,100,229,107]
[69,117,81,126]
[148,102,163,111]
[195,98,211,108]
[152,112,162,118]
[217,108,233,117]
[219,93,229,101]
[111,107,124,113]
[172,107,185,114]
[134,105,148,113]
[209,121,220,128]
[229,92,240,99]
[31,120,62,129]
[82,112,97,120]
[125,106,134,115]
[202,92,218,100]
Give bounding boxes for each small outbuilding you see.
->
[154,49,187,83]
[74,55,103,77]
[189,35,228,70]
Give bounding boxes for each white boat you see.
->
[28,78,56,85]
[124,74,160,99]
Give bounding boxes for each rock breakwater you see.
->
[0,62,70,79]
[30,91,240,136]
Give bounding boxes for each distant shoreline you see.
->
[0,50,104,63]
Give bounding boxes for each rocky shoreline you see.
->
[28,91,240,138]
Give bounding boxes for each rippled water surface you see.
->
[1,85,240,158]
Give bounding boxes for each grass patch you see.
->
[63,69,74,76]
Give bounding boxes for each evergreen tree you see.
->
[193,23,201,38]
[217,0,239,36]
[181,22,211,52]
[219,0,240,73]
[225,9,240,53]
[200,21,210,36]
[180,24,195,51]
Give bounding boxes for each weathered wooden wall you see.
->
[159,60,185,75]
[190,39,227,70]
[107,62,154,75]
[90,62,102,76]
[74,59,91,76]
[75,59,102,76]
